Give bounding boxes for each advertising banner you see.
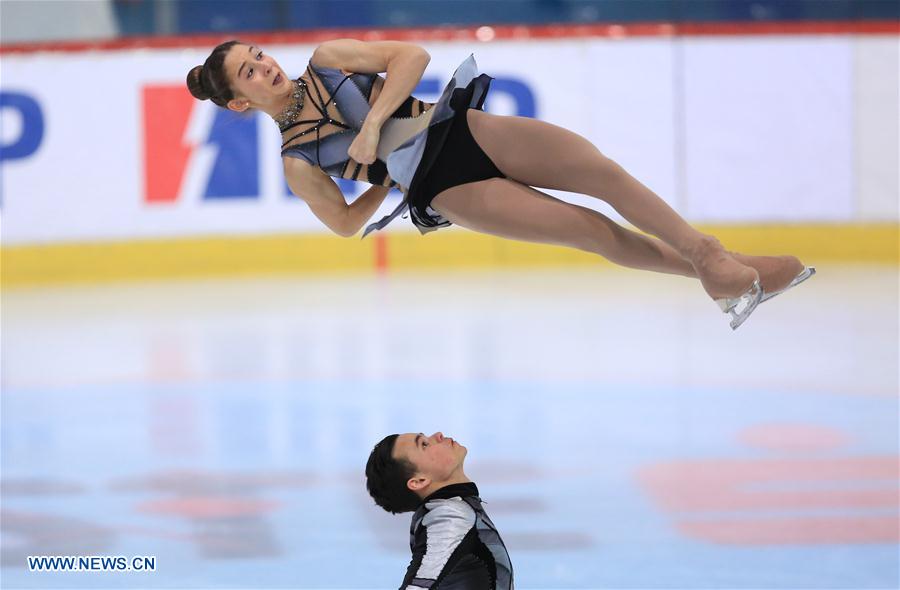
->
[1,34,896,247]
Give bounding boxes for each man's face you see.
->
[393,432,467,489]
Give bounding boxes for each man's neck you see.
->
[420,472,472,500]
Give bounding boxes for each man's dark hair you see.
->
[365,434,422,514]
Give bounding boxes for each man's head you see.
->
[365,432,468,514]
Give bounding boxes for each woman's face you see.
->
[222,43,291,109]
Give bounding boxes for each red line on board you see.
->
[373,233,389,274]
[2,20,897,55]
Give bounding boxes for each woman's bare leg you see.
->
[465,110,760,299]
[431,177,695,277]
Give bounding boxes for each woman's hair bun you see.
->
[185,41,240,107]
[186,65,212,101]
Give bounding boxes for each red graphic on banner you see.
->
[142,86,194,203]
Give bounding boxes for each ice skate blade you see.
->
[760,266,816,304]
[715,280,763,330]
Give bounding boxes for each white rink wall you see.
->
[1,33,897,246]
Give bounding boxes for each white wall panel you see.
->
[855,36,899,221]
[682,38,854,222]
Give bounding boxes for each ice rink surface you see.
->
[2,265,898,589]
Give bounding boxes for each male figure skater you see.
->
[366,431,513,589]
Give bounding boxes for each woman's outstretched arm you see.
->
[311,39,430,164]
[285,157,390,237]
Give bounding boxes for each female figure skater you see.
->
[187,39,813,329]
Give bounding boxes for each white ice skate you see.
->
[760,266,816,304]
[715,279,763,331]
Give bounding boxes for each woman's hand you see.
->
[348,124,380,165]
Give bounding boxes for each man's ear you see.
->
[407,475,430,492]
[227,98,250,113]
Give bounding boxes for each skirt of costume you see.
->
[363,55,505,237]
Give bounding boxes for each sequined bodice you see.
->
[280,62,432,187]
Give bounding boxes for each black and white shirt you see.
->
[401,483,513,590]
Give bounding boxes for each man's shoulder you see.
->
[419,496,477,529]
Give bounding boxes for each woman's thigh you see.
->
[431,177,615,252]
[465,109,619,193]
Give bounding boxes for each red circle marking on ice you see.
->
[137,497,281,519]
[739,424,849,453]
